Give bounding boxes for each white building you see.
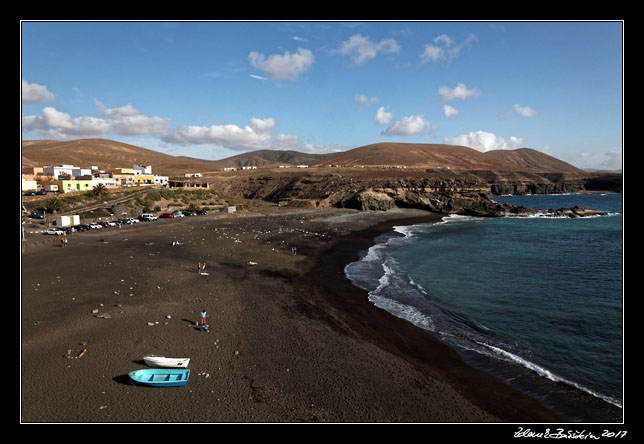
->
[55,215,80,227]
[154,176,169,185]
[92,177,117,188]
[43,165,93,179]
[133,164,153,175]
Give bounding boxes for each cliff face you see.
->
[217,169,619,218]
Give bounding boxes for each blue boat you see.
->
[128,368,190,387]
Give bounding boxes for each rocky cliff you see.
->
[216,168,619,218]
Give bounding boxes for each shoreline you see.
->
[325,211,623,423]
[20,206,619,423]
[297,210,567,423]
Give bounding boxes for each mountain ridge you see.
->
[22,138,584,176]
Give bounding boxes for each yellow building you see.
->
[61,178,93,192]
[107,167,134,175]
[134,175,155,185]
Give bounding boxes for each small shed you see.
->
[220,206,237,214]
[55,215,80,227]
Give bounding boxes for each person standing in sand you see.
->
[200,310,207,325]
[198,262,202,275]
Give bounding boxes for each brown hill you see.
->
[312,142,583,173]
[21,139,332,176]
[21,139,225,176]
[214,149,332,169]
[22,139,584,178]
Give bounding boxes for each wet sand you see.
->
[21,207,566,423]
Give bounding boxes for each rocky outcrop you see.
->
[217,169,617,218]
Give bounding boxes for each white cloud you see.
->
[22,80,55,104]
[355,94,379,107]
[95,100,170,136]
[443,104,459,118]
[599,147,622,170]
[374,106,393,125]
[438,83,480,102]
[421,34,477,63]
[512,103,538,118]
[22,106,109,138]
[383,115,436,137]
[248,48,315,80]
[161,117,309,152]
[445,131,524,152]
[331,34,400,64]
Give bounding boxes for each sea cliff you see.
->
[216,169,620,218]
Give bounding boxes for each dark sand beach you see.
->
[22,206,606,424]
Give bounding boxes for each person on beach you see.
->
[198,262,202,275]
[291,246,297,256]
[200,310,207,325]
[201,262,206,275]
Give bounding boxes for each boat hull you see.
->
[128,369,190,387]
[143,356,190,368]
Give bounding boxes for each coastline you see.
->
[20,206,615,423]
[326,210,623,423]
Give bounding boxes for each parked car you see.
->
[127,217,139,223]
[45,228,64,235]
[73,224,90,232]
[173,211,184,218]
[139,214,158,221]
[182,210,196,216]
[196,210,208,215]
[24,191,37,196]
[35,190,47,195]
[60,226,76,234]
[89,223,103,229]
[30,211,45,219]
[159,213,174,219]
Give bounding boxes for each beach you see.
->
[21,206,567,423]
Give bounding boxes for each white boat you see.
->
[143,355,190,368]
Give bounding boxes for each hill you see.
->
[21,139,333,176]
[21,139,225,176]
[22,139,584,177]
[213,149,332,169]
[312,143,583,173]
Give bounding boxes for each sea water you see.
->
[344,193,623,414]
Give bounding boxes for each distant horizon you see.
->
[22,21,622,171]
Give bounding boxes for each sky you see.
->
[21,21,623,170]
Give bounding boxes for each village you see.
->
[21,163,238,238]
[21,163,213,194]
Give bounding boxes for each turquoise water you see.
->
[345,193,623,410]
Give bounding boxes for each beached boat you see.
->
[143,355,190,368]
[128,369,190,387]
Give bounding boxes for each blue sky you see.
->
[21,21,623,170]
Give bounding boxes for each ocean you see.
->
[344,193,623,419]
